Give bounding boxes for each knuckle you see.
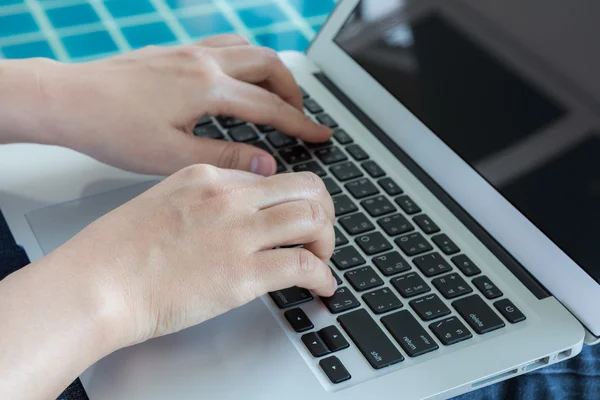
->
[297,171,327,194]
[259,47,280,65]
[232,34,250,45]
[295,249,317,275]
[179,164,218,181]
[302,199,327,227]
[217,142,242,170]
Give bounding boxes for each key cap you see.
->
[196,115,212,126]
[432,273,473,299]
[378,177,403,196]
[315,147,347,165]
[299,86,309,98]
[321,287,360,314]
[249,140,273,154]
[331,268,343,285]
[331,162,363,181]
[355,232,393,255]
[284,308,313,332]
[373,251,411,276]
[333,128,353,144]
[317,113,338,128]
[432,234,460,255]
[452,294,505,334]
[494,299,526,323]
[346,144,369,161]
[362,288,403,314]
[429,317,472,346]
[267,130,297,148]
[305,139,333,149]
[473,276,503,299]
[381,310,439,357]
[361,196,396,217]
[193,124,224,140]
[334,226,349,247]
[451,254,481,277]
[395,195,421,214]
[338,309,404,369]
[331,246,366,270]
[333,194,358,216]
[319,356,351,384]
[255,124,275,133]
[302,332,330,357]
[274,157,286,173]
[322,177,342,195]
[391,272,431,298]
[318,326,349,352]
[293,162,326,177]
[377,214,414,236]
[216,116,245,128]
[339,213,375,235]
[413,214,440,234]
[409,294,451,321]
[395,232,433,256]
[269,287,313,309]
[413,252,453,277]
[345,266,384,292]
[362,160,385,178]
[280,146,312,165]
[345,178,379,199]
[304,98,323,114]
[229,125,258,142]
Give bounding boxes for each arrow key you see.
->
[318,325,349,352]
[319,356,351,384]
[302,332,330,357]
[284,307,314,333]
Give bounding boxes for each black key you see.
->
[413,214,440,234]
[362,288,403,314]
[453,295,505,334]
[322,177,342,195]
[306,139,333,149]
[196,115,212,126]
[473,276,503,299]
[304,98,323,114]
[391,272,431,298]
[339,213,375,235]
[275,156,286,173]
[355,232,393,255]
[377,214,414,236]
[451,255,481,276]
[494,299,526,323]
[378,177,403,196]
[318,326,349,352]
[315,147,347,165]
[346,144,369,161]
[284,308,313,332]
[280,146,312,165]
[193,124,224,140]
[432,234,460,255]
[409,294,451,321]
[317,113,338,128]
[333,128,353,144]
[331,162,363,181]
[299,86,309,98]
[362,160,385,178]
[361,196,396,217]
[301,332,330,357]
[381,310,439,357]
[413,252,453,277]
[395,232,433,256]
[331,246,366,270]
[429,317,472,346]
[338,309,404,369]
[395,195,421,214]
[332,194,358,216]
[319,356,351,384]
[373,251,411,276]
[432,273,473,299]
[216,116,245,128]
[269,287,313,309]
[345,266,384,292]
[249,140,273,154]
[331,268,343,285]
[293,161,326,177]
[334,226,349,247]
[345,178,379,199]
[255,124,275,133]
[229,125,258,142]
[321,287,360,314]
[266,131,297,148]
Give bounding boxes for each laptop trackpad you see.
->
[26,181,158,255]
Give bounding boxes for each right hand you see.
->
[48,166,336,349]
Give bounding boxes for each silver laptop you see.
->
[1,0,599,399]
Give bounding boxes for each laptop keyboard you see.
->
[193,87,527,388]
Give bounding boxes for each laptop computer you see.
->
[1,0,599,398]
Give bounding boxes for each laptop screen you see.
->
[334,0,600,284]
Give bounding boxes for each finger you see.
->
[207,77,332,143]
[213,46,303,111]
[196,34,250,48]
[252,248,337,297]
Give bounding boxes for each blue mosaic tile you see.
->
[165,0,213,10]
[237,4,288,29]
[46,4,100,29]
[178,12,234,38]
[0,12,38,37]
[62,30,118,58]
[121,22,177,49]
[255,29,309,52]
[1,40,55,59]
[104,0,156,19]
[288,0,335,18]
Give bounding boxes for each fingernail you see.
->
[251,154,275,176]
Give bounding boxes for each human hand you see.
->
[37,34,331,176]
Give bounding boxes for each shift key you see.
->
[338,309,404,369]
